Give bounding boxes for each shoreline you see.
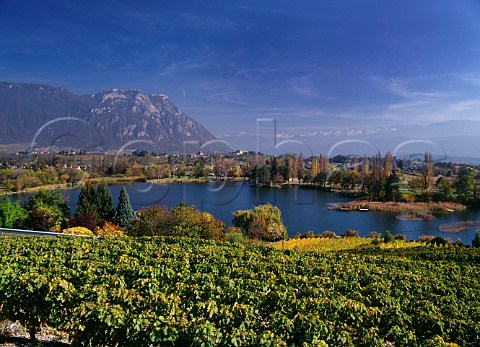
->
[0,176,248,196]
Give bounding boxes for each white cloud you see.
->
[449,100,480,112]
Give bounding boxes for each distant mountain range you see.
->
[0,82,225,153]
[2,81,480,162]
[219,120,480,163]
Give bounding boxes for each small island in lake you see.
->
[333,201,466,220]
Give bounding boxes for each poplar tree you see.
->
[115,186,135,229]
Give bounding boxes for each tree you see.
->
[434,176,454,202]
[455,166,474,204]
[271,156,279,178]
[232,203,286,241]
[384,171,401,201]
[472,230,480,248]
[24,190,69,231]
[422,152,434,198]
[384,230,393,243]
[251,165,270,185]
[115,186,135,229]
[366,153,385,198]
[345,170,361,189]
[296,153,305,182]
[192,161,205,178]
[76,182,98,216]
[329,170,345,188]
[25,189,69,219]
[95,182,114,221]
[0,197,26,228]
[73,181,100,229]
[24,205,62,232]
[318,155,330,187]
[282,156,294,181]
[314,172,328,188]
[360,156,369,192]
[130,204,226,240]
[310,156,319,180]
[383,152,393,179]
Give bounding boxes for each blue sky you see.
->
[1,0,480,135]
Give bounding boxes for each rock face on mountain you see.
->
[0,82,224,153]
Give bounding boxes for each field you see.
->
[1,236,479,346]
[274,237,425,252]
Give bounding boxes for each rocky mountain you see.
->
[0,82,226,153]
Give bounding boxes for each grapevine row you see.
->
[0,237,479,346]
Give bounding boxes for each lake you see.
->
[12,181,480,245]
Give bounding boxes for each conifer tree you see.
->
[95,181,114,221]
[73,181,100,229]
[76,181,98,219]
[115,186,135,229]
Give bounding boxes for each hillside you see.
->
[0,82,227,154]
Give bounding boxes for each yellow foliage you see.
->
[379,240,425,249]
[62,227,94,236]
[274,237,425,252]
[274,237,371,252]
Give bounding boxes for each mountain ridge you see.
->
[0,82,225,154]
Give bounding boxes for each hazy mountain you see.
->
[0,82,226,153]
[220,120,480,160]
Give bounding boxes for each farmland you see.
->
[1,236,479,346]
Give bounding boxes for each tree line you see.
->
[0,183,134,236]
[0,183,287,242]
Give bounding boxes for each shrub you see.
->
[67,212,98,231]
[226,227,247,244]
[431,236,448,246]
[25,190,69,219]
[418,235,435,243]
[367,231,380,238]
[232,203,286,242]
[23,190,69,231]
[62,226,94,236]
[394,234,406,241]
[383,230,394,243]
[322,230,335,238]
[95,221,125,237]
[226,226,242,234]
[24,206,62,232]
[0,197,26,228]
[131,204,226,241]
[301,230,315,239]
[344,229,359,237]
[472,231,480,248]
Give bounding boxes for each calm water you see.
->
[12,181,480,245]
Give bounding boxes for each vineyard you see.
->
[0,237,479,346]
